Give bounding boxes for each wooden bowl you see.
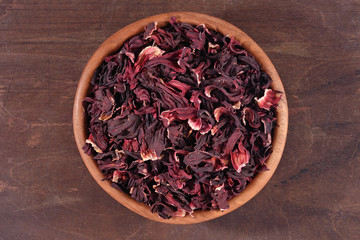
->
[73,12,288,224]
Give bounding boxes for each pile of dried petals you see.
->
[83,17,281,219]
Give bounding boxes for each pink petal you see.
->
[160,108,197,126]
[134,46,165,72]
[190,91,202,109]
[199,122,212,135]
[112,170,121,183]
[256,89,282,110]
[188,117,202,131]
[141,148,160,161]
[230,143,250,172]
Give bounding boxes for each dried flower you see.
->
[83,17,281,219]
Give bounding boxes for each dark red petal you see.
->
[223,128,243,157]
[160,108,197,126]
[205,85,244,102]
[242,107,262,128]
[143,22,158,39]
[133,106,156,116]
[122,139,139,152]
[167,79,192,97]
[85,134,103,153]
[214,107,230,122]
[192,59,211,85]
[133,87,150,102]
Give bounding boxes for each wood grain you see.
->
[0,0,359,239]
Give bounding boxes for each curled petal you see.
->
[205,85,244,102]
[226,37,247,55]
[107,113,142,137]
[114,82,126,93]
[177,47,192,71]
[190,91,202,109]
[199,122,212,135]
[232,101,242,109]
[186,28,206,50]
[198,109,215,125]
[184,150,220,166]
[135,46,165,72]
[214,107,230,122]
[145,57,186,74]
[193,59,211,85]
[223,128,243,156]
[211,125,219,135]
[119,48,135,64]
[85,134,103,153]
[237,55,260,71]
[150,28,178,50]
[166,125,186,147]
[133,106,157,116]
[167,79,192,97]
[214,185,229,211]
[143,22,158,39]
[242,107,261,128]
[208,42,220,54]
[188,117,202,131]
[256,89,282,110]
[160,108,197,126]
[188,115,213,134]
[173,209,186,217]
[134,87,150,102]
[230,143,250,172]
[261,117,274,135]
[112,170,121,183]
[204,85,215,98]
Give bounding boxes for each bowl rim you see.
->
[73,11,288,224]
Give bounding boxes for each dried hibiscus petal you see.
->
[231,142,250,172]
[83,17,281,219]
[160,107,197,126]
[256,89,282,110]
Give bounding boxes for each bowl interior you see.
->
[73,11,288,224]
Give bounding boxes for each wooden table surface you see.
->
[1,1,359,239]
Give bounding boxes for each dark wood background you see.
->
[1,0,359,239]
